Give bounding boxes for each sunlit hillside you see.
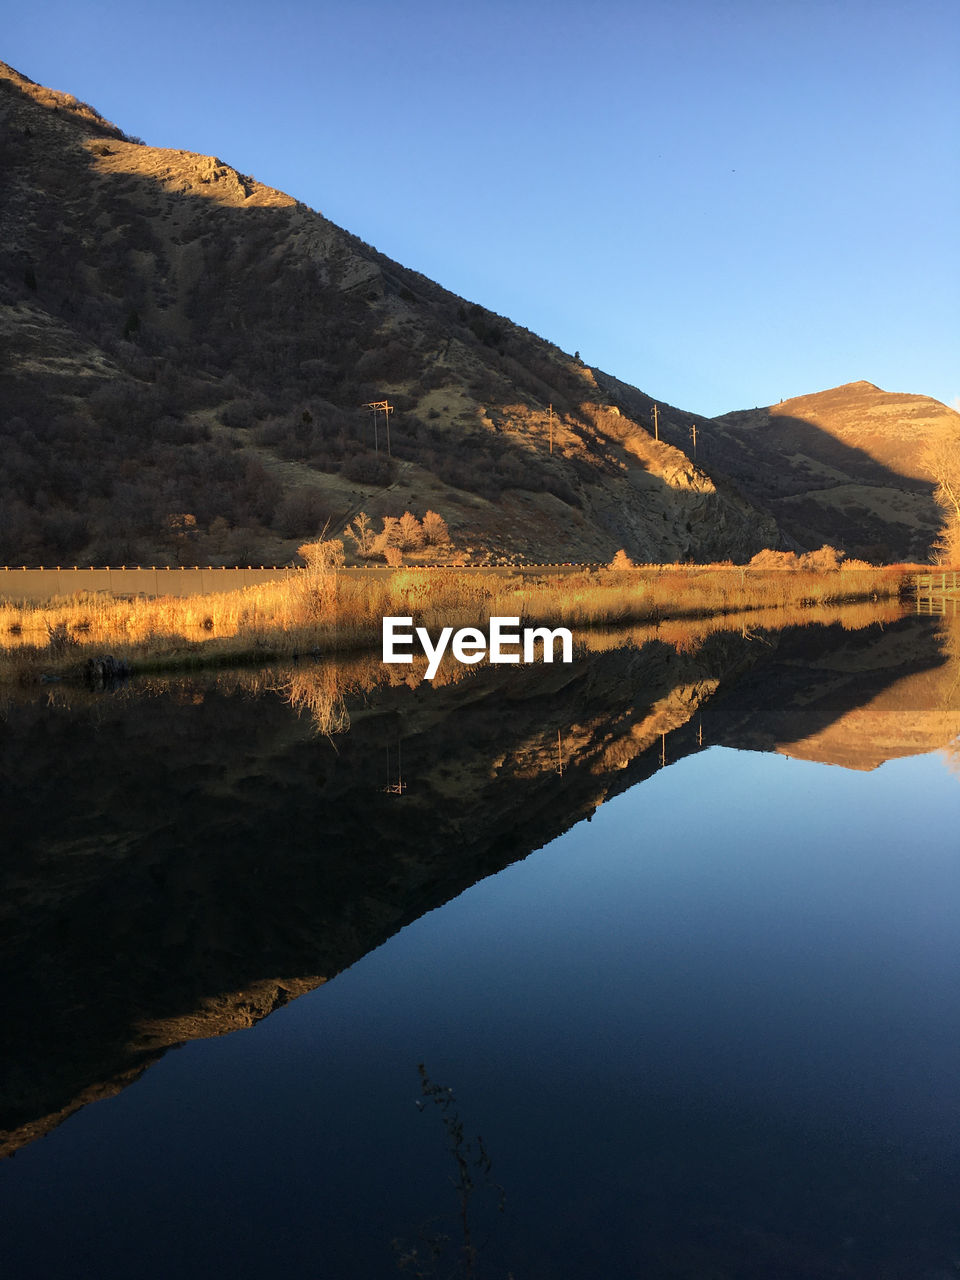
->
[0,61,774,568]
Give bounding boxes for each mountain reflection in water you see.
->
[1,604,959,1279]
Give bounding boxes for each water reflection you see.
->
[1,606,959,1277]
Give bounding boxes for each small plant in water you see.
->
[45,621,80,656]
[393,1064,507,1279]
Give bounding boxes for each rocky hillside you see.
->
[0,60,777,567]
[682,381,958,562]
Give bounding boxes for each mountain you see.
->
[0,60,776,567]
[683,381,957,562]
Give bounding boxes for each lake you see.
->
[2,607,959,1278]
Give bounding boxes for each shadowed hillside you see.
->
[0,61,776,567]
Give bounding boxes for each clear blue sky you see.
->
[6,0,958,417]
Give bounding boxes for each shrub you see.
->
[295,537,345,620]
[219,400,255,429]
[422,510,449,546]
[274,487,328,538]
[342,452,395,486]
[799,544,845,572]
[748,548,801,569]
[46,621,80,656]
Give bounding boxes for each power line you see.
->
[363,400,394,455]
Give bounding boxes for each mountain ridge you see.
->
[1,60,954,566]
[696,380,959,560]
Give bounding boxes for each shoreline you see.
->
[0,564,909,684]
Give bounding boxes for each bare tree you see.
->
[373,516,401,559]
[345,511,375,557]
[927,435,960,563]
[397,511,425,551]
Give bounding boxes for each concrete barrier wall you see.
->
[0,563,596,603]
[0,566,299,603]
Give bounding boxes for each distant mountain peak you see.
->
[709,382,958,561]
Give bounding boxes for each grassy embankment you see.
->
[0,563,906,683]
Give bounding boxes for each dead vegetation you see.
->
[0,559,906,684]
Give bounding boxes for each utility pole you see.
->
[556,728,564,776]
[689,422,698,460]
[363,400,394,456]
[549,403,554,455]
[652,403,659,442]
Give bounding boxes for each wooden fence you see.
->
[915,571,960,616]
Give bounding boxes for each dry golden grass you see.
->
[0,563,906,683]
[1,599,924,743]
[279,664,351,736]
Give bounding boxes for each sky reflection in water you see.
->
[3,731,959,1279]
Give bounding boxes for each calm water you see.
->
[2,613,959,1278]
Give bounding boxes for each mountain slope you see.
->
[0,61,776,566]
